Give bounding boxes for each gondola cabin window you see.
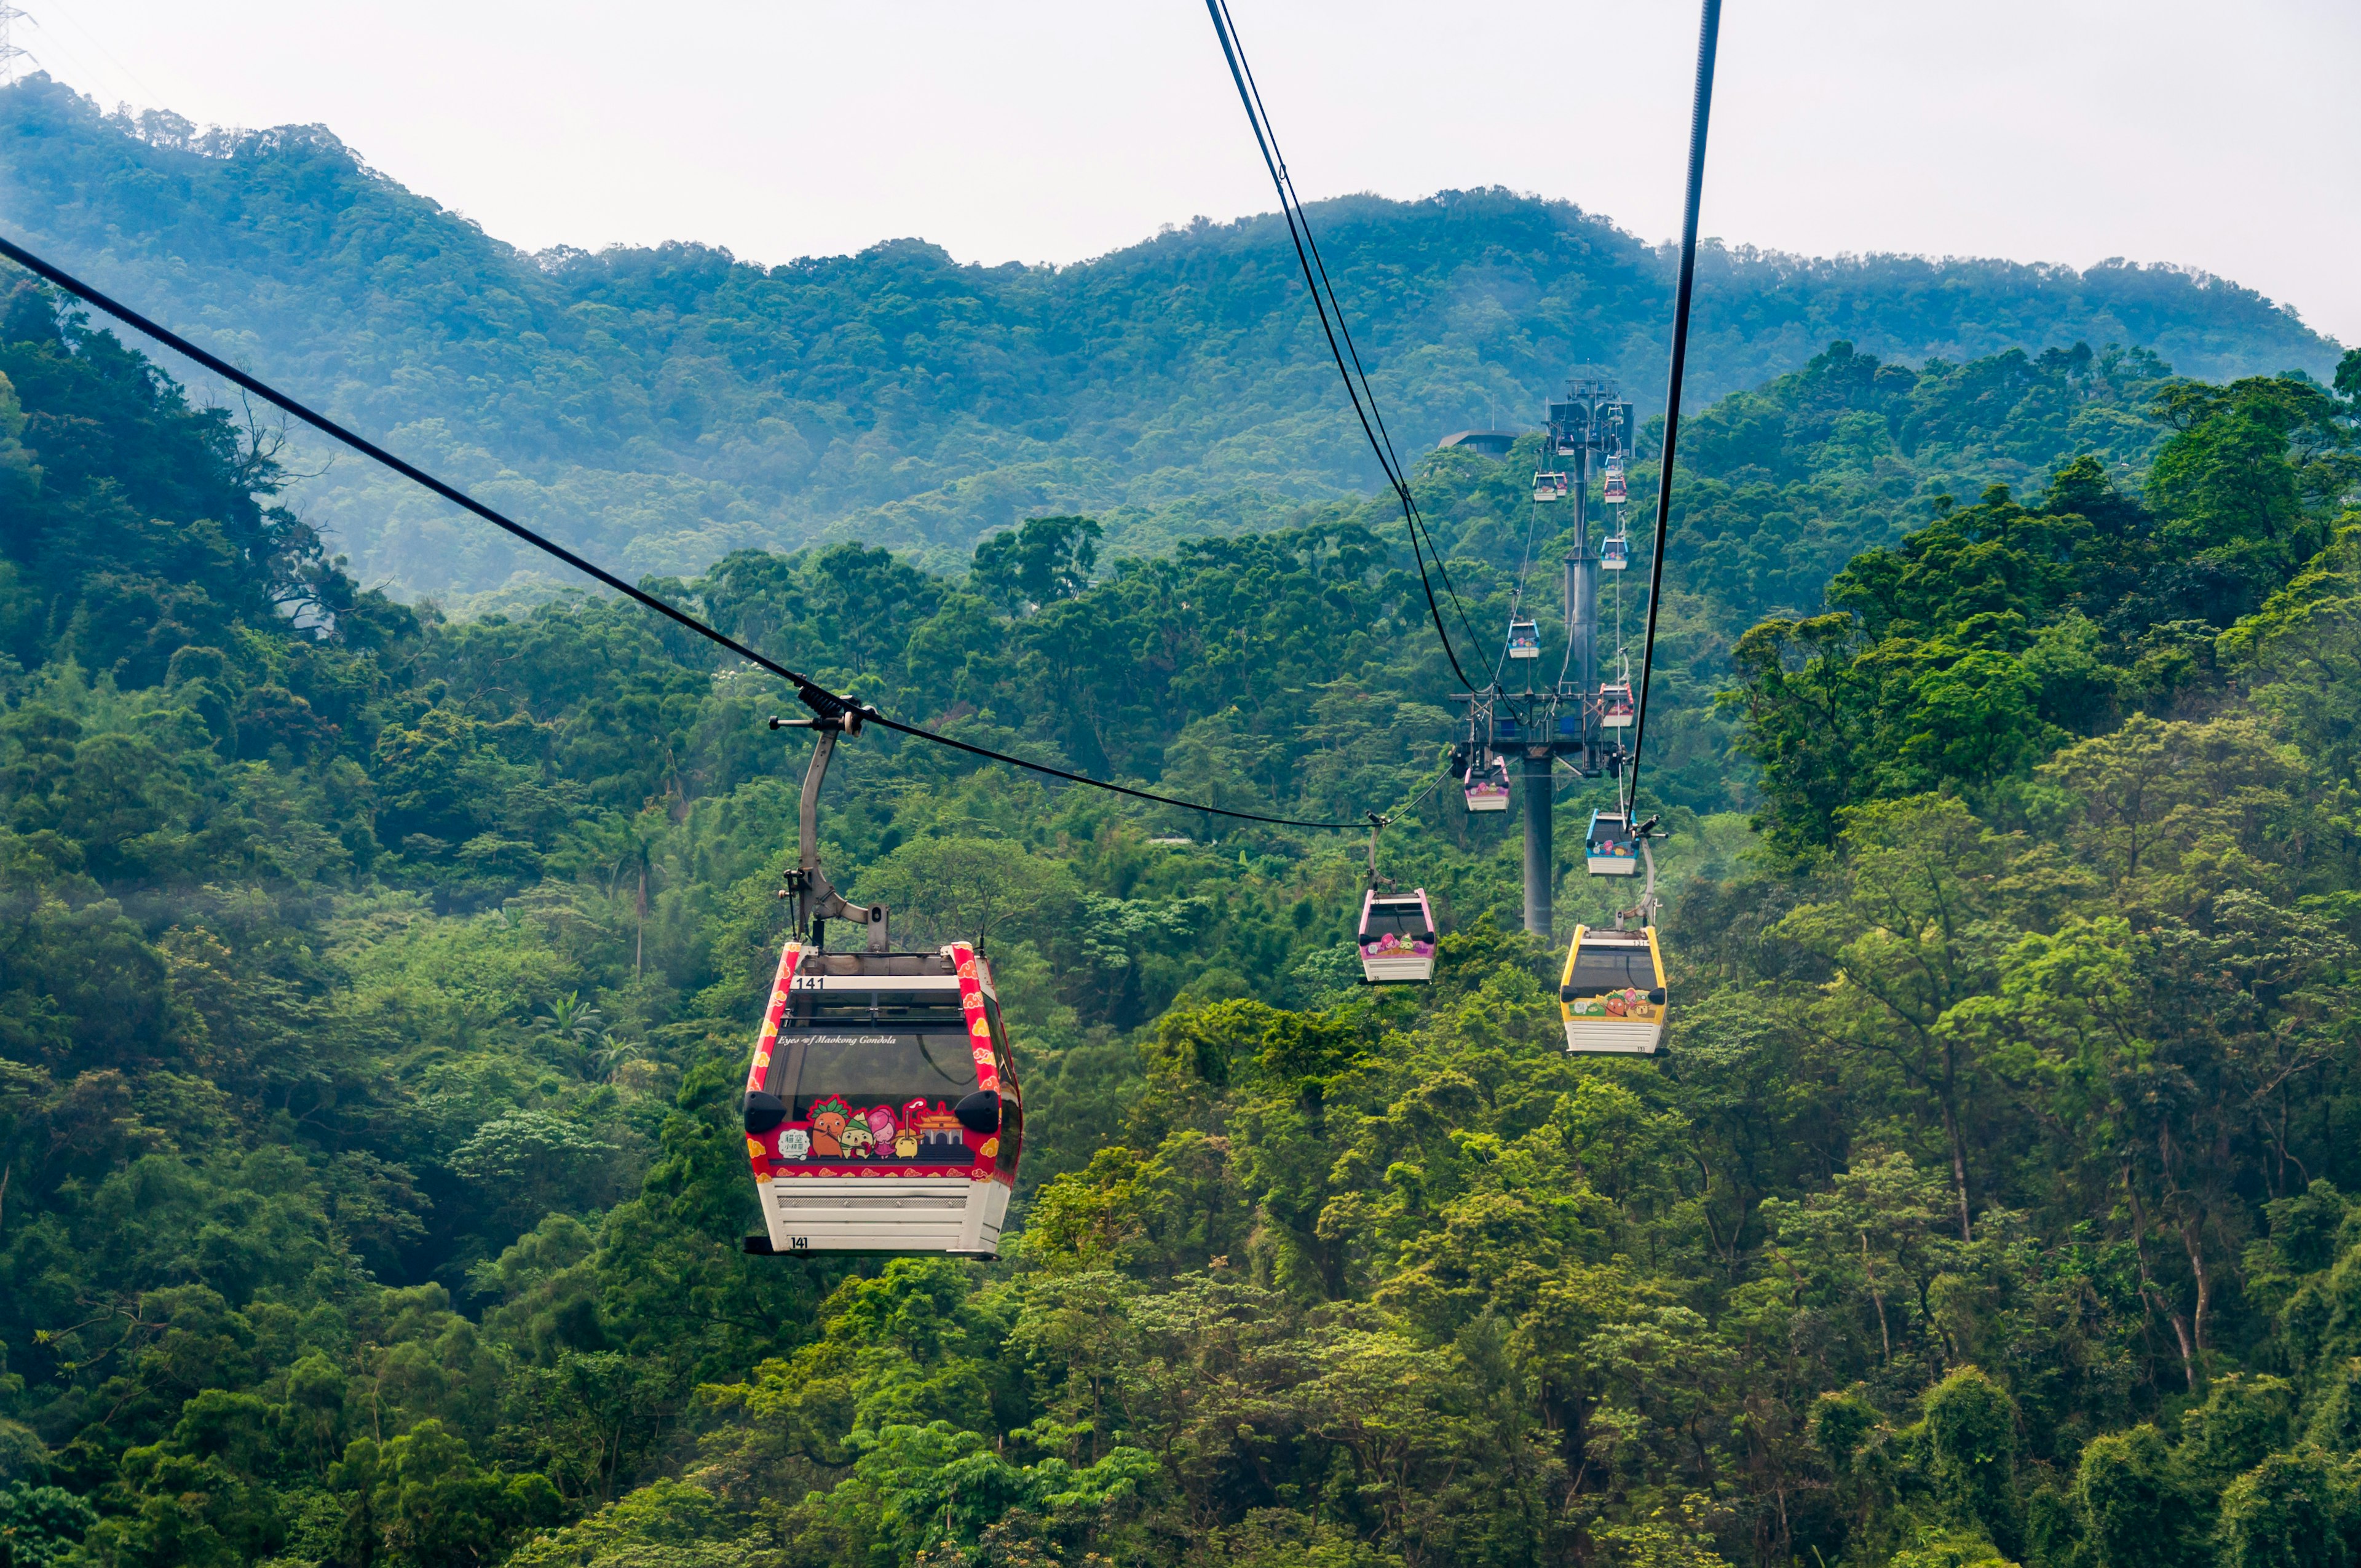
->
[764,997,989,1168]
[1567,940,1656,992]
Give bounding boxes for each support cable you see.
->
[1553,498,1581,694]
[1202,0,1482,687]
[1494,490,1546,689]
[1225,27,1484,660]
[1387,742,1457,821]
[1624,0,1723,813]
[0,233,1370,832]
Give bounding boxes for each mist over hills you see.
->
[0,74,2339,599]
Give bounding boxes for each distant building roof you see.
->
[1437,429,1519,457]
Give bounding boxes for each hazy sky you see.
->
[12,0,2357,346]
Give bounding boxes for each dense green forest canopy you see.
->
[5,251,2361,1568]
[0,73,2340,599]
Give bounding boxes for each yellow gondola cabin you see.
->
[1558,924,1667,1055]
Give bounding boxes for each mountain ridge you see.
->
[0,75,2338,597]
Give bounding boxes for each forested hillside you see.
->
[7,225,2361,1568]
[0,73,2339,599]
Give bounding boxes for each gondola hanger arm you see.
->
[1363,810,1393,890]
[769,707,875,737]
[771,715,889,952]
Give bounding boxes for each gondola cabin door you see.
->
[742,941,1021,1257]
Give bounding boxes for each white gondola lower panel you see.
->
[760,1176,1011,1256]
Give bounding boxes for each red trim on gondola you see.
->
[951,941,1000,1097]
[950,941,1015,1188]
[743,941,804,1184]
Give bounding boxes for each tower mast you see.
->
[0,6,33,87]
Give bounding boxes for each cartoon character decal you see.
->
[769,1099,979,1168]
[1571,987,1656,1020]
[810,1095,853,1157]
[1360,931,1438,959]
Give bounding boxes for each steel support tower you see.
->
[0,6,32,86]
[1452,375,1637,938]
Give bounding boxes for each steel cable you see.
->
[0,233,1374,832]
[1203,0,1484,688]
[1624,0,1723,814]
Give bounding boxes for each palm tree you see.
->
[606,806,667,980]
[534,992,607,1048]
[589,1038,649,1085]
